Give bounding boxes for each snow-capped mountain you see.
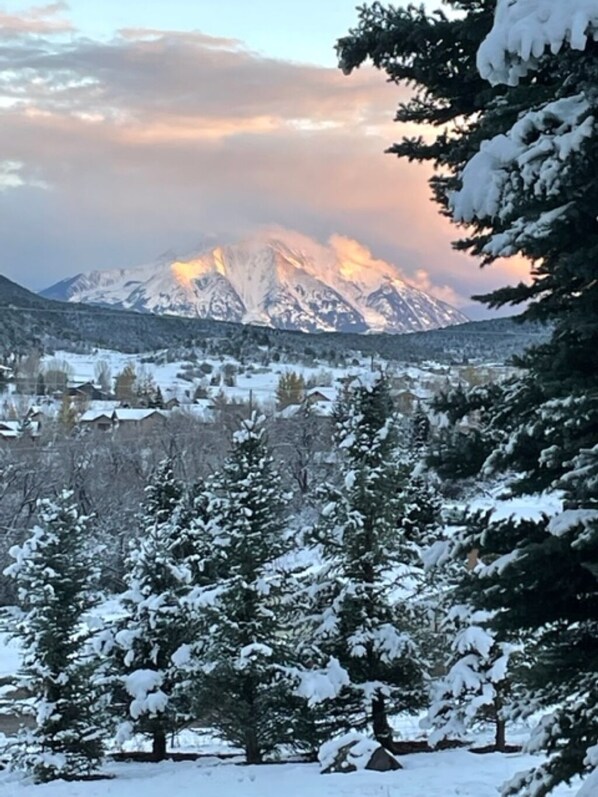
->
[41,232,468,334]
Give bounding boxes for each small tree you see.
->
[58,391,78,433]
[16,350,41,395]
[4,492,103,782]
[94,360,112,395]
[424,604,519,752]
[276,371,306,409]
[106,459,195,761]
[149,386,164,409]
[114,363,137,405]
[44,359,73,395]
[190,413,298,764]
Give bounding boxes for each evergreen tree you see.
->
[410,403,431,450]
[449,499,598,796]
[302,373,427,750]
[149,386,164,409]
[4,492,104,782]
[105,459,195,761]
[424,603,519,752]
[399,470,443,560]
[189,413,299,764]
[338,4,597,791]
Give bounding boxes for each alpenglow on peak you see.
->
[42,230,468,334]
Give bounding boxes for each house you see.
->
[0,419,41,443]
[80,409,114,433]
[23,406,45,427]
[305,387,337,405]
[68,382,112,402]
[112,408,167,435]
[0,421,20,444]
[394,387,433,416]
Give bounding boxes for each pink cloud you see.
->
[0,2,72,37]
[0,23,531,311]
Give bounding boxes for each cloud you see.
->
[0,158,49,191]
[0,20,531,309]
[0,2,73,38]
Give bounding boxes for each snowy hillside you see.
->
[41,232,468,334]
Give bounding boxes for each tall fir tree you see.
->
[338,3,598,793]
[4,492,104,782]
[105,459,196,761]
[302,373,427,750]
[189,413,299,764]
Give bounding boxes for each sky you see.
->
[0,1,525,319]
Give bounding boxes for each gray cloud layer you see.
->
[0,6,525,315]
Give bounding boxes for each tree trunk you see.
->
[495,715,506,752]
[152,729,167,762]
[244,730,262,764]
[493,694,506,752]
[372,693,394,752]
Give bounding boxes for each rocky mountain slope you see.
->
[0,273,548,363]
[42,233,468,334]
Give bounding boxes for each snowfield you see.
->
[0,750,580,797]
[0,625,585,796]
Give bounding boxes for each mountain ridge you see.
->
[41,233,468,334]
[0,272,549,363]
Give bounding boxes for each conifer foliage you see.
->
[302,373,425,749]
[339,2,598,794]
[425,603,518,752]
[190,413,297,764]
[4,492,103,782]
[107,459,194,761]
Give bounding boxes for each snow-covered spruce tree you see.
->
[410,404,431,451]
[189,413,299,764]
[424,599,519,752]
[448,487,598,796]
[4,491,103,782]
[421,510,524,753]
[339,3,598,793]
[398,467,449,673]
[302,373,427,750]
[106,458,196,761]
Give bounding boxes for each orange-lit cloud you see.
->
[0,18,531,317]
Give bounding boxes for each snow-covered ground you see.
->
[0,632,21,679]
[38,348,366,407]
[0,749,581,797]
[0,623,585,797]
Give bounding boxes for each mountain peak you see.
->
[41,230,468,334]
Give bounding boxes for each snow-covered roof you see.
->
[307,387,336,402]
[277,404,302,419]
[80,410,114,423]
[396,387,433,400]
[0,419,41,438]
[0,420,20,432]
[172,403,215,422]
[113,408,165,422]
